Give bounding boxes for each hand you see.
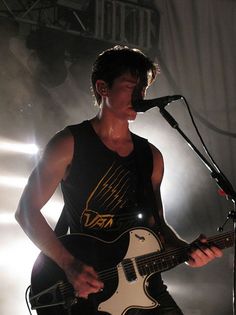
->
[64,259,104,299]
[186,234,223,268]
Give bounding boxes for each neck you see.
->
[91,109,131,141]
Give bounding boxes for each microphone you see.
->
[132,95,183,112]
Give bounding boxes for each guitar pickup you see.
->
[121,259,137,282]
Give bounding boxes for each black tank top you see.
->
[60,120,159,240]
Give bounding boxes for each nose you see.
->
[132,85,145,102]
[141,87,146,98]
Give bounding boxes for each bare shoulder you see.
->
[33,127,75,182]
[149,142,164,167]
[42,127,74,163]
[17,128,75,214]
[148,142,164,188]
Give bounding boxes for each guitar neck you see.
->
[207,231,234,250]
[136,230,234,276]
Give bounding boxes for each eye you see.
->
[126,85,135,89]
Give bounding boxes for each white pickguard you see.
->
[98,229,162,315]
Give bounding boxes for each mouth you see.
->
[128,105,135,111]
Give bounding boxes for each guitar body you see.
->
[31,228,162,315]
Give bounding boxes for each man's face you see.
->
[105,72,147,121]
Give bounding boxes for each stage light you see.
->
[0,140,39,155]
[0,212,16,225]
[0,238,39,270]
[0,202,63,226]
[0,175,27,188]
[0,200,63,226]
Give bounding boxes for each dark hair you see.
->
[91,45,158,105]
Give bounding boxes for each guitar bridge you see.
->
[29,281,77,310]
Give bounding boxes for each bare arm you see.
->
[15,128,103,298]
[149,143,222,266]
[16,129,74,267]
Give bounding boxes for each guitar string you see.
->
[126,231,233,273]
[97,231,233,279]
[99,232,232,281]
[103,231,232,281]
[60,231,233,292]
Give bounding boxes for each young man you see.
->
[16,46,222,314]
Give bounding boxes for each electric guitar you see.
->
[30,227,233,315]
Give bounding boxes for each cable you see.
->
[155,49,236,139]
[182,96,232,188]
[182,96,221,173]
[190,106,236,138]
[25,285,33,315]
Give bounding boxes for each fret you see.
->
[135,231,233,277]
[208,232,233,250]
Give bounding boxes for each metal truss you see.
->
[0,0,159,52]
[0,0,88,35]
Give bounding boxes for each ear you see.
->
[96,80,108,97]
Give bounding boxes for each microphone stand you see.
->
[159,107,236,314]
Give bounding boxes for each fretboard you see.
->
[136,230,234,277]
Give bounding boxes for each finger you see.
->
[83,269,104,289]
[198,234,207,241]
[86,266,100,279]
[192,240,223,258]
[76,282,101,298]
[81,274,104,291]
[77,291,89,299]
[190,250,206,264]
[207,245,223,257]
[188,244,211,264]
[195,248,215,262]
[191,239,216,257]
[190,243,207,260]
[189,246,221,267]
[186,256,198,267]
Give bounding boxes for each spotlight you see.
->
[0,176,27,188]
[0,212,16,225]
[0,140,39,155]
